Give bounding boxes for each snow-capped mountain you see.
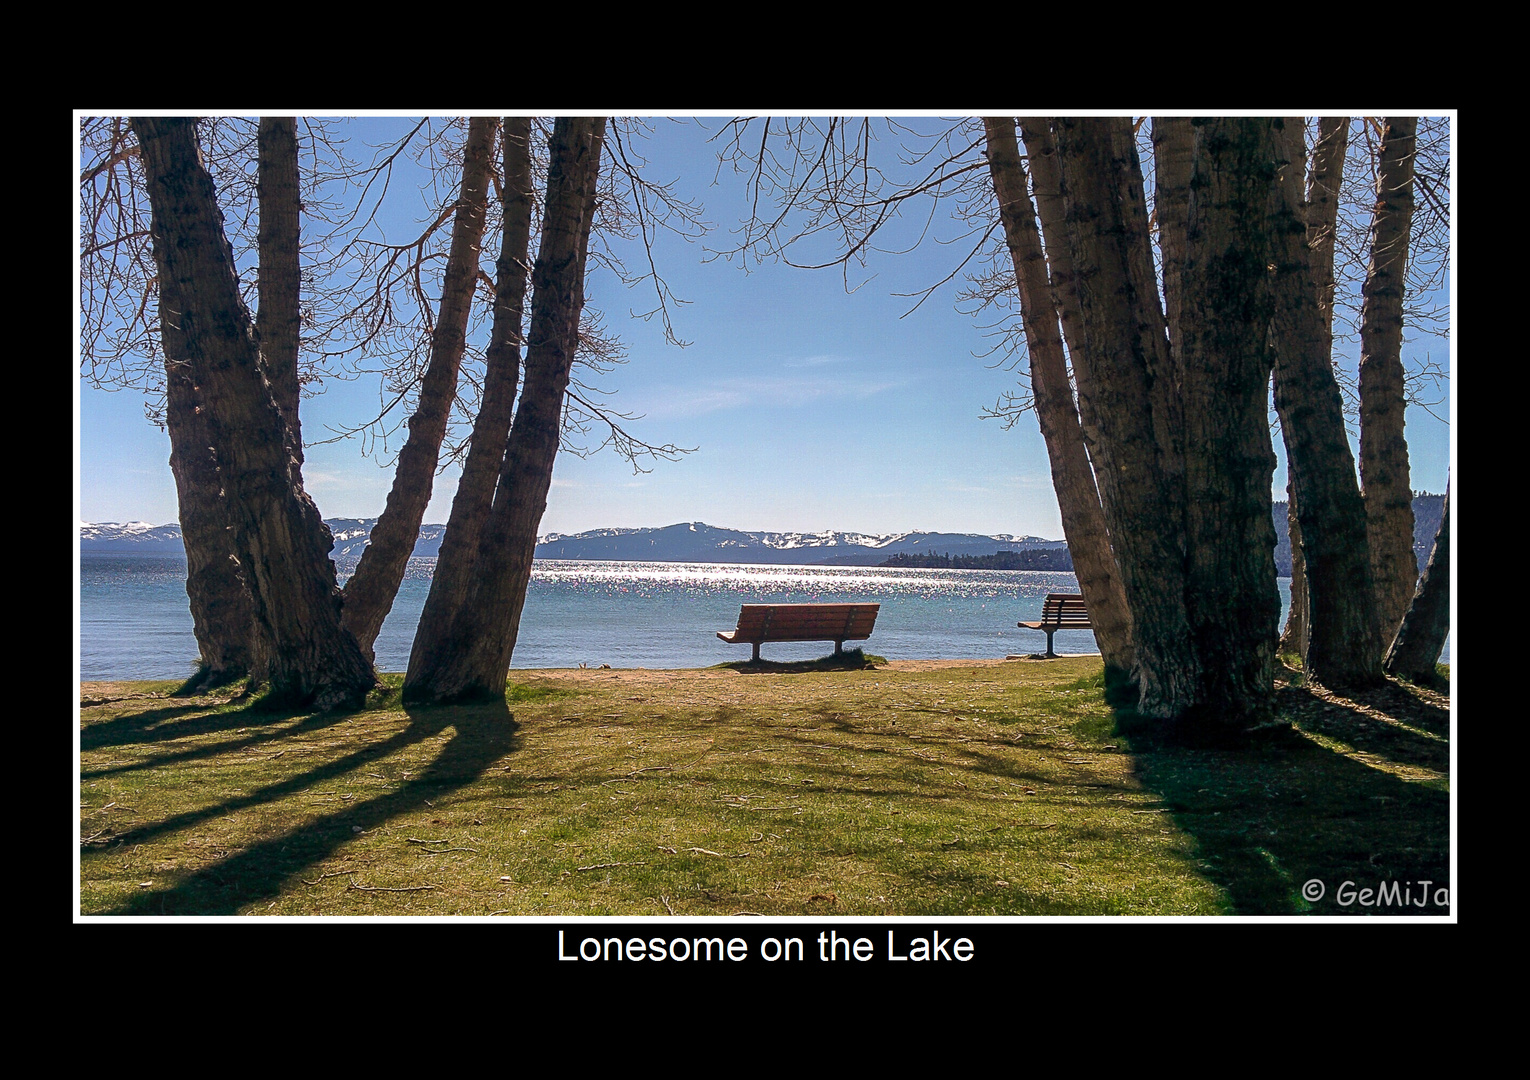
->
[79,521,193,553]
[533,521,1065,565]
[80,518,1065,565]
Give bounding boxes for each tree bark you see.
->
[158,257,258,689]
[132,116,375,711]
[1279,118,1346,661]
[981,117,1134,682]
[1176,117,1283,725]
[341,116,499,657]
[1360,117,1420,642]
[1152,116,1193,396]
[1050,117,1197,720]
[1279,487,1309,658]
[1268,117,1384,687]
[1385,480,1449,682]
[1017,119,1116,524]
[406,117,606,703]
[257,116,303,461]
[406,117,536,694]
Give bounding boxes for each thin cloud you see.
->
[782,353,854,368]
[630,374,913,421]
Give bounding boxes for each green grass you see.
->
[77,657,1450,917]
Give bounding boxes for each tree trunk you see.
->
[981,117,1134,683]
[1360,117,1420,642]
[406,117,606,703]
[1385,480,1449,682]
[1050,117,1197,720]
[1017,119,1117,528]
[1279,487,1309,658]
[1151,116,1193,396]
[257,117,303,461]
[1176,117,1284,726]
[406,117,536,695]
[341,116,499,657]
[1280,118,1346,663]
[158,261,258,690]
[1268,117,1384,687]
[133,116,375,711]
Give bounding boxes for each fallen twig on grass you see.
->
[347,881,439,892]
[576,861,648,871]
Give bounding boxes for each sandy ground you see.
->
[486,655,1099,685]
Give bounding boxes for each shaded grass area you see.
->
[77,659,1450,917]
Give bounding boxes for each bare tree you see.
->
[407,117,537,684]
[131,117,375,710]
[1268,117,1384,686]
[405,117,607,703]
[1385,479,1449,683]
[981,118,1134,684]
[339,116,498,658]
[83,115,696,693]
[1359,117,1422,642]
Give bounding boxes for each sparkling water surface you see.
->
[79,555,1444,681]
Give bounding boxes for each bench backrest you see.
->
[1039,593,1091,629]
[730,603,880,642]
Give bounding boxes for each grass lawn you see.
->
[77,656,1450,917]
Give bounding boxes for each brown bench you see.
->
[717,603,880,662]
[1018,593,1091,658]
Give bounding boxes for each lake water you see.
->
[78,555,1443,681]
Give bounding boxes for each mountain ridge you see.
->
[81,495,1446,570]
[79,518,1066,565]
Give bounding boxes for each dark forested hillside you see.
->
[880,549,1076,571]
[1274,493,1446,576]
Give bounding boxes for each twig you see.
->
[301,870,358,885]
[660,895,675,915]
[575,861,648,871]
[406,837,450,844]
[348,881,439,892]
[418,847,478,855]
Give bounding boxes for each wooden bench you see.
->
[1017,593,1092,658]
[717,603,880,662]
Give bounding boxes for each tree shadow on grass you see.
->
[1111,679,1450,915]
[79,699,289,753]
[81,705,356,781]
[95,701,520,916]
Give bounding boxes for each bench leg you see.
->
[752,642,760,663]
[834,639,844,657]
[1045,629,1056,659]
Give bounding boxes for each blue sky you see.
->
[76,115,1453,539]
